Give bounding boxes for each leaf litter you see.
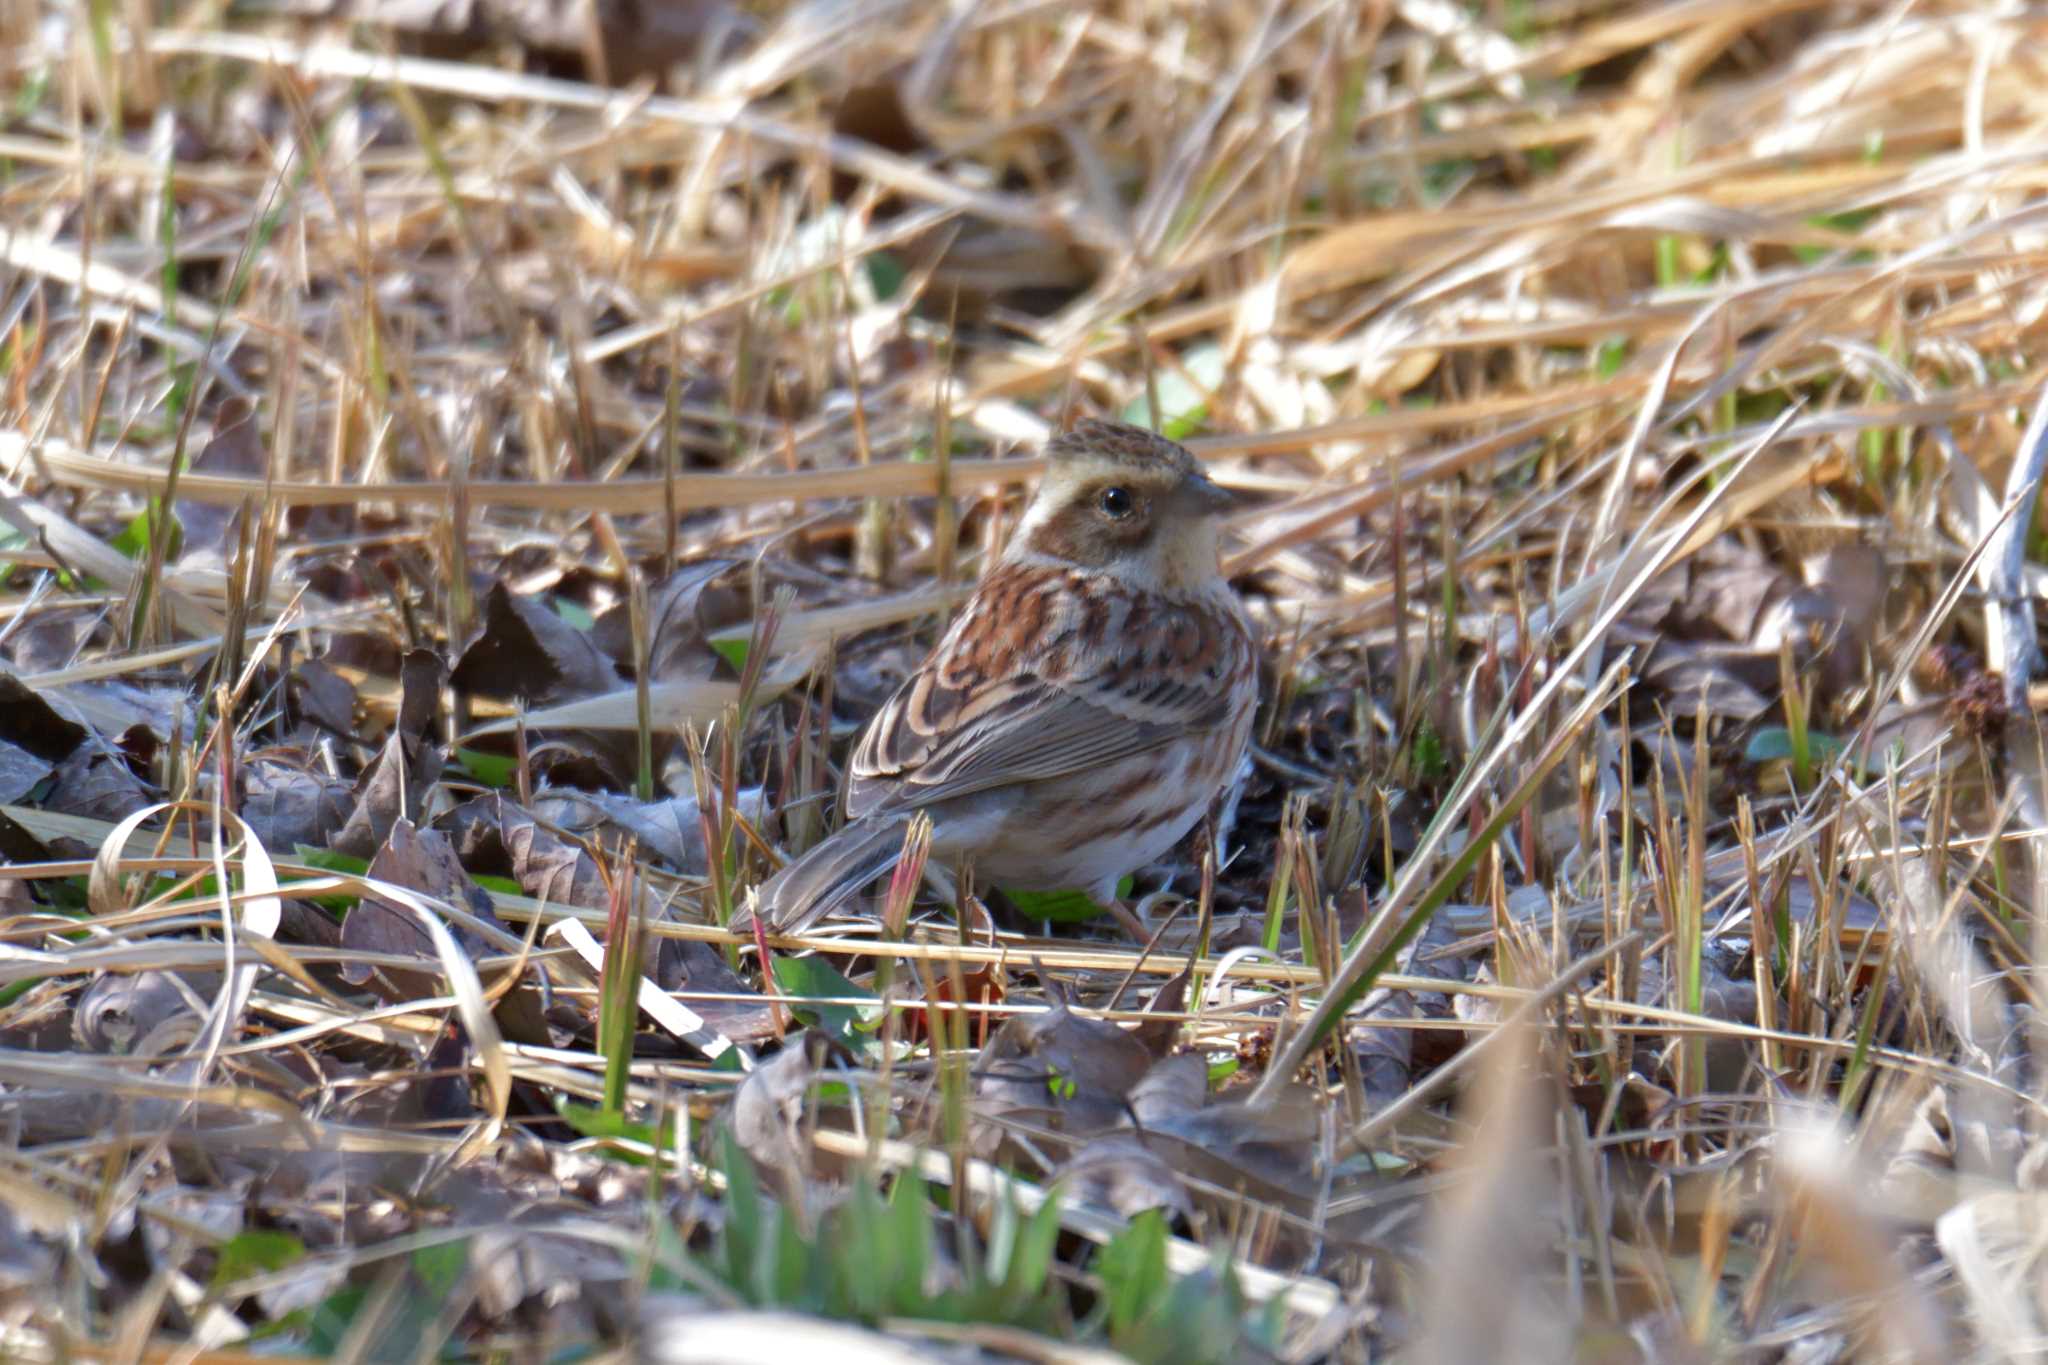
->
[5,0,2048,1359]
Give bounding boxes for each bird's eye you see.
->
[1099,486,1135,519]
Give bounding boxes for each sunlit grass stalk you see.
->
[1190,834,1217,1011]
[735,584,790,729]
[1293,818,1327,984]
[932,294,959,586]
[663,335,681,570]
[788,637,834,857]
[682,726,730,928]
[1390,476,1410,724]
[1777,636,1814,791]
[1308,658,1628,1061]
[1836,931,1894,1114]
[1681,704,1709,1122]
[598,843,644,1116]
[1615,676,1637,1007]
[869,814,931,1158]
[1736,798,1783,1079]
[1260,793,1303,956]
[629,570,653,803]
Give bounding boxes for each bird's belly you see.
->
[934,744,1228,896]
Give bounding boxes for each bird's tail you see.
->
[740,816,911,935]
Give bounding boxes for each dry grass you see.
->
[4,0,2048,1360]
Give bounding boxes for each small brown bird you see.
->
[745,419,1258,935]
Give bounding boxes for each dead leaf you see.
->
[0,672,86,760]
[333,650,446,860]
[0,742,53,805]
[237,757,353,852]
[531,786,766,874]
[731,1032,827,1196]
[1057,1133,1193,1222]
[453,581,622,706]
[343,818,551,1045]
[175,399,266,561]
[1127,1052,1208,1129]
[590,558,742,683]
[73,969,214,1054]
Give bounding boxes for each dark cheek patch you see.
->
[1110,515,1157,552]
[1026,482,1165,567]
[1025,519,1084,564]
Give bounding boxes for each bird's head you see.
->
[1013,419,1237,592]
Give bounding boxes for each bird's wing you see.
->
[845,564,1250,820]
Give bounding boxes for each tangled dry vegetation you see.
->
[6,0,2048,1360]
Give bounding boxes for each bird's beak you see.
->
[1184,468,1246,514]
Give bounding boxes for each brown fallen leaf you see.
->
[731,1031,829,1203]
[1057,1133,1193,1223]
[333,649,446,860]
[343,817,552,1046]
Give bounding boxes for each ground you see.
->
[0,2,2045,1361]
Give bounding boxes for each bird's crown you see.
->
[1044,419,1203,480]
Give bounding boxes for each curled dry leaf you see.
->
[531,786,768,875]
[470,1217,632,1334]
[333,649,446,860]
[42,737,154,824]
[731,1031,828,1195]
[285,655,361,738]
[450,792,611,910]
[0,672,87,761]
[662,938,778,1044]
[174,398,266,563]
[453,580,623,707]
[344,817,552,1046]
[1127,1051,1208,1129]
[236,756,353,852]
[1012,995,1154,1099]
[72,969,215,1054]
[1056,1133,1193,1223]
[0,741,53,805]
[589,558,743,684]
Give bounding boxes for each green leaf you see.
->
[771,955,878,1046]
[831,1180,893,1320]
[555,1099,677,1157]
[711,635,750,672]
[769,1200,815,1309]
[1097,1210,1171,1339]
[454,747,516,788]
[1744,727,1844,764]
[865,252,907,301]
[294,846,368,875]
[884,1172,933,1315]
[111,503,180,562]
[553,599,596,630]
[717,1126,765,1298]
[1005,875,1134,923]
[1408,722,1448,780]
[994,1187,1064,1315]
[305,1285,369,1356]
[291,845,368,913]
[304,1239,464,1360]
[411,1238,469,1298]
[209,1229,305,1291]
[1121,342,1226,440]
